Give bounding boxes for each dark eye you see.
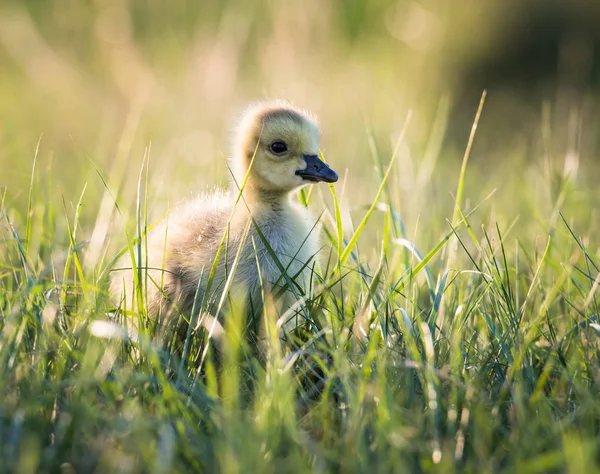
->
[270,141,288,154]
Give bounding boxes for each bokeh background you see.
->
[2,0,600,258]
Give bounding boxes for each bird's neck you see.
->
[241,185,291,214]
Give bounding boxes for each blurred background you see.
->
[1,0,600,257]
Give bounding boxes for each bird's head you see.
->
[230,102,338,195]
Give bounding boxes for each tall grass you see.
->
[1,93,600,472]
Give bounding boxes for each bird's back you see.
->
[110,190,233,328]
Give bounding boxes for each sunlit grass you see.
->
[2,90,600,471]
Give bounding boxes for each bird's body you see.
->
[111,102,337,343]
[141,188,319,326]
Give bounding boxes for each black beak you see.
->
[295,154,338,183]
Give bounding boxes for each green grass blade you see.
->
[339,111,412,267]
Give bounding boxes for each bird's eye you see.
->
[270,141,288,154]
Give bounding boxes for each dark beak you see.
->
[295,154,338,183]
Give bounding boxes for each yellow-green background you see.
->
[1,0,599,255]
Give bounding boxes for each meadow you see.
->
[1,1,600,472]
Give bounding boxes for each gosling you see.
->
[111,102,338,344]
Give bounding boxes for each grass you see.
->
[2,2,600,472]
[2,96,600,473]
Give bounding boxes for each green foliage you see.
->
[2,96,600,472]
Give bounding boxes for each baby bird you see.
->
[111,102,338,345]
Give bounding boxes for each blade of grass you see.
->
[339,111,412,267]
[25,135,42,253]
